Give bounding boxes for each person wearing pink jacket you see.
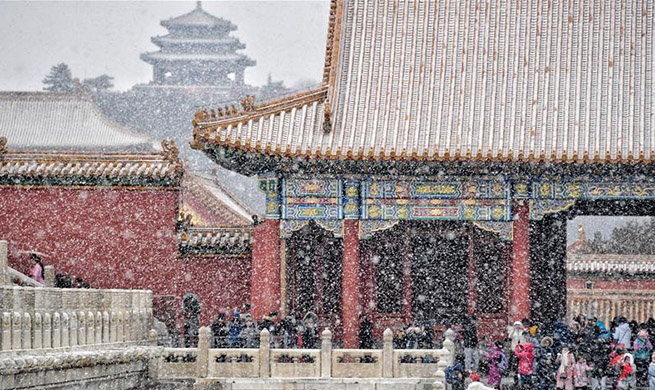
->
[30,253,45,285]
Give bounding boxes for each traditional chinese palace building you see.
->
[192,0,655,346]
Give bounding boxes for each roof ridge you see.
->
[186,170,257,223]
[193,86,327,129]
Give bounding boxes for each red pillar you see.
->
[509,200,530,322]
[467,228,477,314]
[342,220,361,348]
[251,219,281,320]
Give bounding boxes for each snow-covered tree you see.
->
[42,63,74,92]
[83,74,114,91]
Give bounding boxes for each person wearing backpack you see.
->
[447,354,469,390]
[484,341,506,389]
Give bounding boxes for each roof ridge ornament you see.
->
[196,1,202,10]
[323,103,332,133]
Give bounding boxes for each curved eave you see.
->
[192,137,655,178]
[141,52,254,65]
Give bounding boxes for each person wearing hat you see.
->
[556,345,576,390]
[466,372,496,390]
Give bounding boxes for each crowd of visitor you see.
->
[207,308,655,390]
[209,306,320,349]
[447,315,655,390]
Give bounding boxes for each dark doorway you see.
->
[410,222,469,325]
[286,222,343,327]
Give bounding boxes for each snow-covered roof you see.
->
[161,4,235,31]
[0,149,181,187]
[141,52,251,64]
[177,227,251,255]
[0,91,158,152]
[182,170,257,227]
[194,0,655,167]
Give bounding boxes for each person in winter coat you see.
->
[300,312,318,348]
[614,349,636,390]
[30,253,45,285]
[556,345,576,390]
[467,372,496,390]
[279,312,298,348]
[210,313,229,348]
[463,315,480,372]
[633,328,653,387]
[228,311,243,347]
[359,315,374,349]
[614,318,632,351]
[509,321,527,373]
[516,340,535,388]
[447,354,469,390]
[574,357,591,390]
[239,318,259,348]
[647,352,655,390]
[484,341,505,389]
[536,353,556,390]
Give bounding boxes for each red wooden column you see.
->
[342,219,361,348]
[251,219,281,320]
[467,228,477,314]
[509,200,530,321]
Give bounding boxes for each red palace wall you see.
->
[177,254,251,325]
[0,187,250,327]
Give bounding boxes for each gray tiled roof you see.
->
[0,92,159,152]
[195,0,655,164]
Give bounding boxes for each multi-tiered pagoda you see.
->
[141,1,255,89]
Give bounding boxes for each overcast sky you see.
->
[0,1,329,91]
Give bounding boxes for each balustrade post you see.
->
[77,311,86,345]
[382,328,393,378]
[149,329,158,347]
[197,326,210,378]
[11,312,21,350]
[320,328,332,378]
[23,313,32,349]
[259,328,271,378]
[87,312,95,345]
[61,313,70,347]
[443,328,456,365]
[102,311,110,344]
[43,313,52,348]
[432,349,449,390]
[69,312,78,346]
[33,313,42,349]
[53,313,62,348]
[44,265,55,287]
[95,311,102,344]
[2,312,10,350]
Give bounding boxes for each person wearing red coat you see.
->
[516,340,535,388]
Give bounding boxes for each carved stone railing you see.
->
[156,326,454,387]
[0,285,153,353]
